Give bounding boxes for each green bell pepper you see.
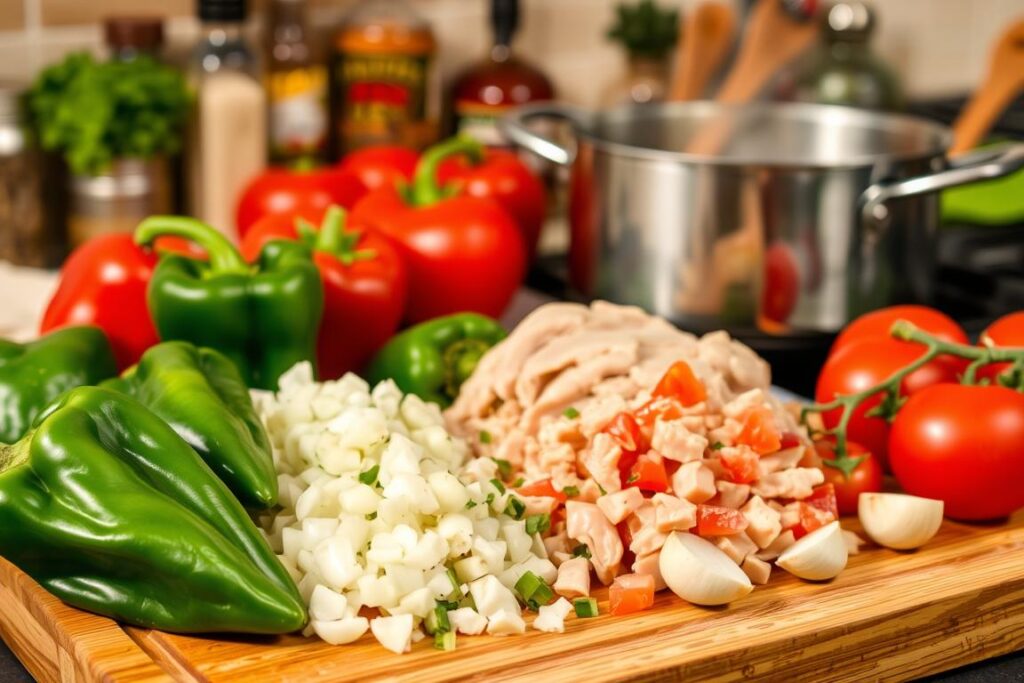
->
[102,341,277,509]
[366,313,506,407]
[135,216,323,390]
[0,326,117,443]
[0,386,305,634]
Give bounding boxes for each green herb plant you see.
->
[606,0,680,60]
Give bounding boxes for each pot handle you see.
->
[500,103,594,166]
[861,142,1024,226]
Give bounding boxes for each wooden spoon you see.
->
[668,2,737,101]
[714,0,819,104]
[949,19,1024,156]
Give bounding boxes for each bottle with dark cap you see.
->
[447,0,554,146]
[103,16,164,62]
[186,0,267,238]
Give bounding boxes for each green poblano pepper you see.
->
[0,325,117,443]
[102,341,278,509]
[0,386,305,634]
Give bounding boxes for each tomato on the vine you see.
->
[814,437,883,515]
[889,383,1024,520]
[831,305,968,357]
[977,312,1024,384]
[815,337,960,469]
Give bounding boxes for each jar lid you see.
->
[103,16,165,51]
[823,1,874,41]
[198,0,248,23]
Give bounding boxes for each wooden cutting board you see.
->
[3,513,1024,683]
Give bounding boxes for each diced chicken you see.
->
[671,462,716,504]
[755,529,796,561]
[579,432,623,495]
[534,442,578,489]
[708,419,742,447]
[757,447,805,477]
[521,495,559,517]
[715,480,751,509]
[651,493,697,532]
[701,458,730,481]
[565,501,623,585]
[631,551,667,591]
[515,331,639,408]
[778,502,801,530]
[713,531,758,564]
[651,419,709,463]
[741,556,772,585]
[752,468,825,500]
[578,394,629,439]
[543,531,570,560]
[843,529,865,556]
[740,496,783,549]
[722,388,768,420]
[626,502,668,557]
[596,487,645,525]
[553,557,591,598]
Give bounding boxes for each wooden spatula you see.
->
[714,0,819,104]
[949,19,1024,156]
[668,2,737,101]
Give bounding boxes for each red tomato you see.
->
[736,406,782,455]
[236,167,368,238]
[605,412,648,454]
[889,384,1024,520]
[719,446,759,484]
[815,338,960,469]
[515,479,568,503]
[627,452,669,492]
[696,505,749,536]
[814,438,883,516]
[609,573,655,616]
[761,241,800,324]
[338,145,418,191]
[977,312,1024,383]
[240,211,406,379]
[653,360,707,406]
[829,305,969,379]
[634,396,685,431]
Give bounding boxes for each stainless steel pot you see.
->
[502,102,1024,335]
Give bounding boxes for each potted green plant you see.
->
[28,52,190,247]
[603,0,680,106]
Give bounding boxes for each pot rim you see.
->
[573,101,954,170]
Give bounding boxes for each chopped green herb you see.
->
[526,583,554,610]
[365,512,377,521]
[563,406,580,419]
[514,570,553,608]
[434,630,456,652]
[495,458,512,479]
[504,496,526,519]
[446,567,461,598]
[424,604,451,634]
[490,478,506,495]
[439,599,460,611]
[358,464,380,485]
[711,441,725,450]
[597,483,608,495]
[525,514,551,535]
[512,477,525,488]
[485,493,495,505]
[574,597,599,618]
[562,485,580,497]
[626,473,639,484]
[464,499,478,509]
[572,543,592,559]
[479,430,492,444]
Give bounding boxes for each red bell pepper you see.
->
[338,145,418,191]
[437,148,546,260]
[350,137,526,323]
[40,234,160,369]
[236,166,368,238]
[240,206,406,380]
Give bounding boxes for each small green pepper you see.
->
[366,313,506,407]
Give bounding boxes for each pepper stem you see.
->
[301,205,379,266]
[442,339,491,403]
[314,206,347,254]
[135,216,250,275]
[0,439,29,474]
[409,136,484,207]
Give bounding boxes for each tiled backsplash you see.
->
[0,0,1021,106]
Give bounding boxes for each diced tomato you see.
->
[779,431,803,449]
[609,573,656,615]
[719,447,759,484]
[653,360,707,406]
[788,484,839,539]
[634,396,685,430]
[515,478,568,503]
[696,505,750,536]
[627,452,669,492]
[605,412,648,453]
[736,407,782,455]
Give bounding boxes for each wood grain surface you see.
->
[2,513,1023,682]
